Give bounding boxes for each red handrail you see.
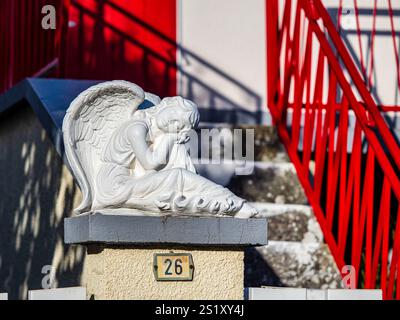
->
[267,0,400,299]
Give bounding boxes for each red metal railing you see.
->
[267,0,400,299]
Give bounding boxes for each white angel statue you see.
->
[63,81,258,218]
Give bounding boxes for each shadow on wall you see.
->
[0,104,84,300]
[62,0,263,124]
[244,248,284,288]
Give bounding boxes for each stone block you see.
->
[327,289,382,300]
[84,245,244,300]
[28,287,86,300]
[247,287,307,300]
[306,289,327,300]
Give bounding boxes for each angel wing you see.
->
[62,80,145,214]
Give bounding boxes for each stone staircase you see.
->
[194,124,342,289]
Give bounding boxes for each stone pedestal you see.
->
[64,213,267,300]
[84,245,244,300]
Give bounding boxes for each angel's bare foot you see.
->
[234,203,258,219]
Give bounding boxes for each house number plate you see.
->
[153,253,194,281]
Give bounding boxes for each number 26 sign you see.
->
[153,253,194,281]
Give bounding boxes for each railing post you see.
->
[266,0,280,116]
[306,0,320,20]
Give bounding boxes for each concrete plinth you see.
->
[64,213,267,300]
[84,245,244,300]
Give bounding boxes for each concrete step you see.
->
[193,124,289,163]
[195,161,306,204]
[227,162,307,205]
[245,202,341,289]
[245,241,342,289]
[237,125,289,163]
[251,203,322,243]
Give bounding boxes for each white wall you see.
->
[323,0,400,106]
[275,0,400,107]
[177,0,267,124]
[177,0,400,125]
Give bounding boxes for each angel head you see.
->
[154,96,200,133]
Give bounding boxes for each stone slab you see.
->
[327,289,382,300]
[247,287,307,300]
[306,289,327,300]
[28,287,86,300]
[246,288,383,300]
[64,213,267,246]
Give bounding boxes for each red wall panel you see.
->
[0,0,65,93]
[62,0,177,97]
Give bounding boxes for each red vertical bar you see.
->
[338,98,349,255]
[278,0,295,119]
[397,260,400,300]
[325,94,339,229]
[289,4,305,151]
[26,0,32,76]
[56,0,68,77]
[380,178,390,294]
[57,0,71,77]
[314,95,330,202]
[16,0,20,81]
[266,0,279,109]
[353,142,376,286]
[387,206,400,298]
[0,1,5,91]
[364,149,376,288]
[20,0,26,79]
[339,132,357,257]
[302,34,322,172]
[31,0,37,74]
[351,123,362,282]
[37,0,43,75]
[9,0,15,87]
